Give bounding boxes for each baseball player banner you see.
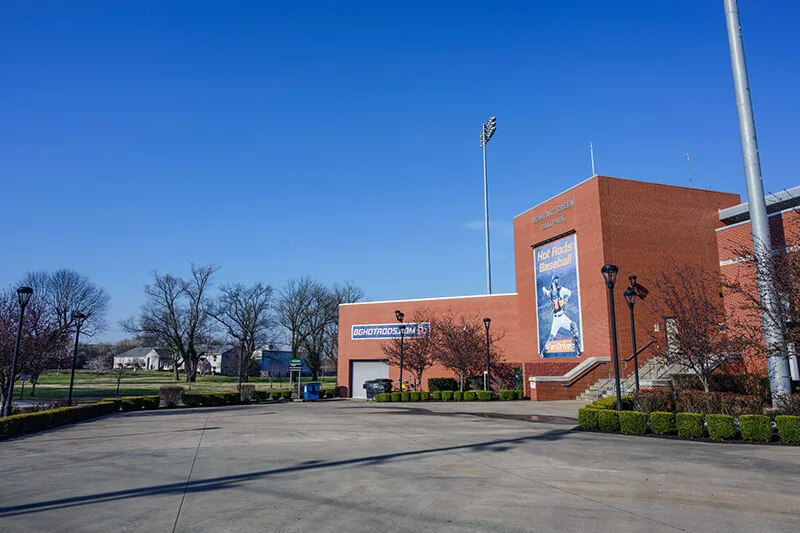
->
[534,234,584,358]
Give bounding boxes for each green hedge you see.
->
[464,391,477,401]
[453,391,463,402]
[598,410,620,432]
[514,390,524,400]
[739,414,772,443]
[281,390,292,400]
[0,402,119,440]
[400,392,410,402]
[677,413,705,438]
[499,390,515,401]
[120,397,142,412]
[253,390,268,401]
[270,391,282,400]
[432,391,442,400]
[141,396,160,410]
[441,391,453,401]
[477,391,492,401]
[410,392,421,402]
[374,393,390,402]
[428,378,459,392]
[391,392,402,402]
[419,391,430,401]
[99,399,122,411]
[590,396,634,411]
[776,415,800,444]
[706,414,736,441]
[578,408,599,430]
[183,393,203,407]
[619,411,648,434]
[649,411,677,435]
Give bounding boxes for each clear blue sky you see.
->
[2,1,799,341]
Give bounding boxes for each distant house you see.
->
[197,345,237,375]
[113,347,172,370]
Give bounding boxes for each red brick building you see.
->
[338,176,799,399]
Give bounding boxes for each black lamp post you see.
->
[67,311,88,406]
[483,317,491,391]
[4,287,33,417]
[601,264,623,411]
[395,310,405,393]
[624,277,640,393]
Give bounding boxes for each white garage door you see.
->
[351,360,390,398]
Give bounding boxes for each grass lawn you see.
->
[11,370,338,402]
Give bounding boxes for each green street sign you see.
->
[289,359,302,365]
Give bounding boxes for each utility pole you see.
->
[724,0,792,399]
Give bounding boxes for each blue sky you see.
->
[2,1,799,341]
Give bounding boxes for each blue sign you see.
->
[351,322,431,340]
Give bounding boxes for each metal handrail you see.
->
[623,340,656,362]
[558,359,611,387]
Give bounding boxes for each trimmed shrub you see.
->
[678,390,763,416]
[776,415,800,444]
[160,386,185,408]
[590,396,634,411]
[239,384,256,403]
[499,390,515,401]
[391,392,402,402]
[141,396,160,410]
[649,411,677,435]
[374,393,389,402]
[633,388,673,413]
[706,414,736,440]
[419,391,430,401]
[477,391,492,401]
[120,397,142,412]
[514,390,524,400]
[598,410,620,432]
[270,391,282,400]
[253,390,268,401]
[281,390,292,400]
[463,391,477,401]
[0,402,120,440]
[222,392,240,405]
[441,391,453,401]
[428,378,459,392]
[676,412,705,438]
[322,389,335,399]
[410,392,421,402]
[99,399,122,411]
[183,393,203,407]
[432,391,442,401]
[577,407,599,430]
[619,411,648,434]
[452,391,464,401]
[739,414,772,443]
[400,392,410,402]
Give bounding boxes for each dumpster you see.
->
[363,378,393,400]
[303,382,321,401]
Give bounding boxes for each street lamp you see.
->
[480,116,497,295]
[3,287,33,417]
[67,311,88,406]
[601,264,623,411]
[483,317,492,392]
[624,279,640,393]
[395,310,405,393]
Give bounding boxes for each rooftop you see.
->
[719,184,800,224]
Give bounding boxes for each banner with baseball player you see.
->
[534,234,584,358]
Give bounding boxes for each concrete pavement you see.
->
[0,400,798,532]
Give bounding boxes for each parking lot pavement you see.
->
[1,400,798,533]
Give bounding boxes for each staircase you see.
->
[576,357,686,403]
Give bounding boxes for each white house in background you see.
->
[113,347,172,370]
[197,345,238,375]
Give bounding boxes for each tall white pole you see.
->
[724,0,791,399]
[483,142,492,295]
[590,142,596,176]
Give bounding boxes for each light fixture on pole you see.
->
[601,264,623,411]
[3,287,33,417]
[624,280,640,393]
[483,317,492,392]
[480,116,497,295]
[395,310,405,393]
[67,311,88,407]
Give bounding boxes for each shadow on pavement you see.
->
[0,429,571,518]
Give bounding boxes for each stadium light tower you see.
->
[480,116,497,295]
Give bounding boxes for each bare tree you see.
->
[111,366,126,395]
[649,263,743,392]
[277,277,318,363]
[122,264,217,382]
[208,282,276,388]
[299,284,339,381]
[381,309,436,390]
[0,291,70,413]
[326,281,365,368]
[22,269,110,337]
[722,233,800,384]
[433,312,504,392]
